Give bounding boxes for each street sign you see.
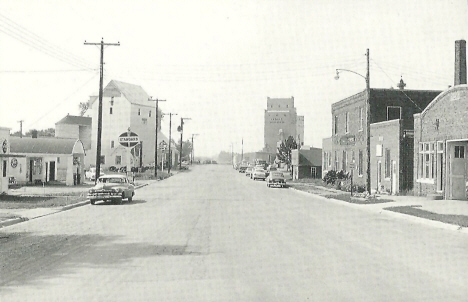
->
[159,140,168,151]
[119,131,139,148]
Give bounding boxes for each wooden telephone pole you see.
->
[84,38,119,183]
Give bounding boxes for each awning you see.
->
[0,153,26,158]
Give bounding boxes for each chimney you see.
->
[454,40,467,85]
[31,130,38,138]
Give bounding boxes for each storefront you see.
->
[414,85,468,199]
[10,137,85,186]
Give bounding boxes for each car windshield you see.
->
[271,172,283,177]
[98,177,125,184]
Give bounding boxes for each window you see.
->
[342,150,347,172]
[111,140,114,148]
[334,151,338,170]
[455,146,465,158]
[387,106,402,120]
[328,151,332,167]
[100,156,105,165]
[2,160,6,177]
[149,110,152,117]
[334,116,338,135]
[110,97,114,106]
[418,142,435,179]
[57,157,60,164]
[345,112,349,133]
[115,156,122,165]
[359,107,364,131]
[110,107,113,114]
[358,150,363,176]
[384,148,391,178]
[138,109,141,116]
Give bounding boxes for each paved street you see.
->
[1,165,467,301]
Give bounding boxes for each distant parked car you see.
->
[238,164,248,173]
[245,167,253,177]
[251,167,267,180]
[88,175,135,205]
[266,171,286,188]
[85,167,105,181]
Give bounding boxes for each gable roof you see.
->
[56,114,91,126]
[98,80,151,106]
[10,137,84,155]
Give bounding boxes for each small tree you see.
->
[276,136,298,171]
[79,101,89,116]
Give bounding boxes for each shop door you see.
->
[449,144,467,200]
[49,161,55,181]
[29,160,33,182]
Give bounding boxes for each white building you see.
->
[88,80,177,169]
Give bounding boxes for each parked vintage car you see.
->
[266,171,286,188]
[245,167,253,177]
[251,167,267,180]
[85,167,105,181]
[88,175,134,205]
[238,164,248,173]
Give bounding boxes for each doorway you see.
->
[448,142,467,200]
[49,161,55,181]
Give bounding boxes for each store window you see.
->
[385,148,391,178]
[418,142,435,179]
[358,150,363,176]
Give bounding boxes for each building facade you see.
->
[55,114,92,166]
[264,96,304,153]
[327,87,441,191]
[88,80,162,169]
[291,147,322,180]
[10,137,85,186]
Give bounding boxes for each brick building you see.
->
[413,40,467,200]
[264,97,304,152]
[324,87,441,192]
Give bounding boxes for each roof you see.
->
[96,80,151,107]
[10,137,84,155]
[292,148,322,166]
[56,114,91,126]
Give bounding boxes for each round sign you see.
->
[119,131,140,148]
[2,140,7,153]
[11,158,18,168]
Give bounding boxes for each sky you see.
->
[0,0,467,157]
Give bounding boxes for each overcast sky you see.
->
[0,0,466,157]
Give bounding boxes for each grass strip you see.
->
[385,206,468,227]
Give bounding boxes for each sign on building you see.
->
[119,131,139,148]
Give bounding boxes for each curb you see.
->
[289,187,468,234]
[0,183,150,229]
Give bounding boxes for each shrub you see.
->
[323,170,337,185]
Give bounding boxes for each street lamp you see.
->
[335,48,371,194]
[191,134,199,165]
[149,97,166,178]
[178,117,191,169]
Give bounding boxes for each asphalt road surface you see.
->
[1,165,467,301]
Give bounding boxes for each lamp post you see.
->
[191,134,199,165]
[178,117,191,169]
[148,97,166,178]
[166,112,178,174]
[335,48,370,194]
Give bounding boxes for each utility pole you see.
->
[84,38,119,183]
[241,138,244,162]
[17,120,24,138]
[191,134,199,165]
[365,48,371,195]
[167,112,178,174]
[178,117,191,170]
[149,97,166,178]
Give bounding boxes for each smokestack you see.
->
[454,40,467,85]
[31,130,38,138]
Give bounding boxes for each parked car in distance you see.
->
[251,167,267,180]
[266,171,286,188]
[85,167,105,181]
[245,167,253,177]
[88,175,135,205]
[238,164,248,173]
